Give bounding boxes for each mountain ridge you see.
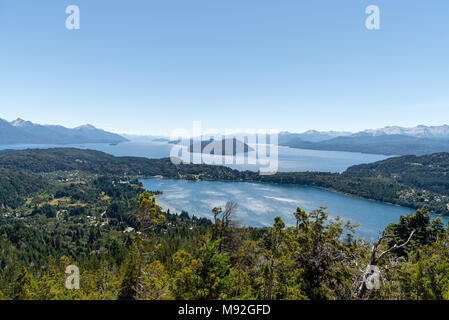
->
[281,124,449,141]
[279,125,449,155]
[0,118,128,145]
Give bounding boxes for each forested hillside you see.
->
[0,168,45,209]
[1,191,448,300]
[258,153,449,214]
[1,148,449,300]
[0,148,253,180]
[2,148,449,214]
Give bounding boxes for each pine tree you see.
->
[118,192,166,300]
[13,266,34,300]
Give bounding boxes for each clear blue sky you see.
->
[0,0,448,135]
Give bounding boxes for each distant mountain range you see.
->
[279,130,352,143]
[0,118,127,145]
[121,134,170,142]
[279,125,449,156]
[361,125,449,138]
[4,118,449,156]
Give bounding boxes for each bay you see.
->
[140,178,448,240]
[1,141,425,239]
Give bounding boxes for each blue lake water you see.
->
[140,178,445,240]
[1,141,429,239]
[0,141,388,173]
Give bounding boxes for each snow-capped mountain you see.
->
[361,125,449,138]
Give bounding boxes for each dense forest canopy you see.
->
[0,191,448,300]
[0,168,45,209]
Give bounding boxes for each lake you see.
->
[2,141,425,238]
[140,178,445,240]
[0,141,389,173]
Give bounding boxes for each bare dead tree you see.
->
[211,201,239,253]
[218,201,238,253]
[357,229,415,299]
[223,201,238,229]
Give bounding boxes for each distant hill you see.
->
[189,138,253,155]
[279,130,352,143]
[279,125,449,156]
[343,153,449,193]
[0,148,254,180]
[255,152,449,215]
[0,118,128,145]
[169,138,253,156]
[121,134,170,142]
[279,134,449,156]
